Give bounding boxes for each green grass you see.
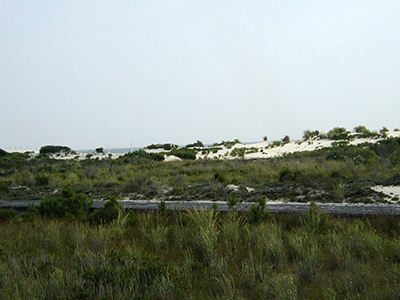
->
[2,208,400,299]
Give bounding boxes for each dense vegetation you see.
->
[39,145,73,155]
[1,137,400,203]
[144,143,178,151]
[2,205,400,299]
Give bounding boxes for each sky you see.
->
[1,1,399,150]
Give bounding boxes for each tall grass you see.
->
[2,208,400,299]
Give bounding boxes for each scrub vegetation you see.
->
[1,133,400,203]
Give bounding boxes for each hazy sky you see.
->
[1,1,399,150]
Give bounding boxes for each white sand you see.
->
[164,155,181,162]
[371,185,400,202]
[145,148,172,154]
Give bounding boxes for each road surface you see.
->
[2,200,400,216]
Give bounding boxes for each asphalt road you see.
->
[2,200,400,216]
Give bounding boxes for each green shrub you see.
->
[371,138,400,159]
[282,135,290,143]
[272,141,282,147]
[145,143,178,150]
[248,204,271,224]
[120,174,158,196]
[35,174,49,186]
[39,186,92,218]
[158,200,167,215]
[213,171,225,183]
[170,148,197,160]
[354,125,370,134]
[303,130,320,140]
[14,170,35,187]
[88,196,123,224]
[40,145,72,154]
[301,202,329,234]
[95,147,104,154]
[123,150,164,161]
[353,125,380,138]
[21,204,38,220]
[324,144,380,163]
[0,149,8,157]
[327,127,351,140]
[213,139,241,149]
[227,193,238,210]
[279,168,301,182]
[0,208,16,221]
[231,148,246,157]
[186,140,204,148]
[0,181,11,193]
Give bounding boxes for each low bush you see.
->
[145,143,178,150]
[186,140,204,148]
[88,196,123,224]
[231,148,246,157]
[227,193,239,210]
[327,127,351,140]
[0,208,16,221]
[0,149,8,157]
[170,148,197,160]
[213,139,241,148]
[35,174,49,186]
[248,201,271,224]
[39,186,92,218]
[123,150,164,161]
[213,171,226,184]
[324,144,380,164]
[303,130,320,140]
[354,125,380,138]
[279,168,302,182]
[40,145,72,154]
[0,180,11,193]
[301,202,329,234]
[120,174,159,197]
[282,135,290,143]
[95,147,104,154]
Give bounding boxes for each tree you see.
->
[327,127,349,140]
[303,130,320,141]
[95,147,104,154]
[40,145,72,154]
[282,135,290,143]
[354,125,371,134]
[186,140,204,148]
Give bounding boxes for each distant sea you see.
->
[76,142,263,154]
[76,147,142,154]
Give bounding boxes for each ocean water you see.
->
[76,147,142,154]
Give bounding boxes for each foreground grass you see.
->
[2,209,400,299]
